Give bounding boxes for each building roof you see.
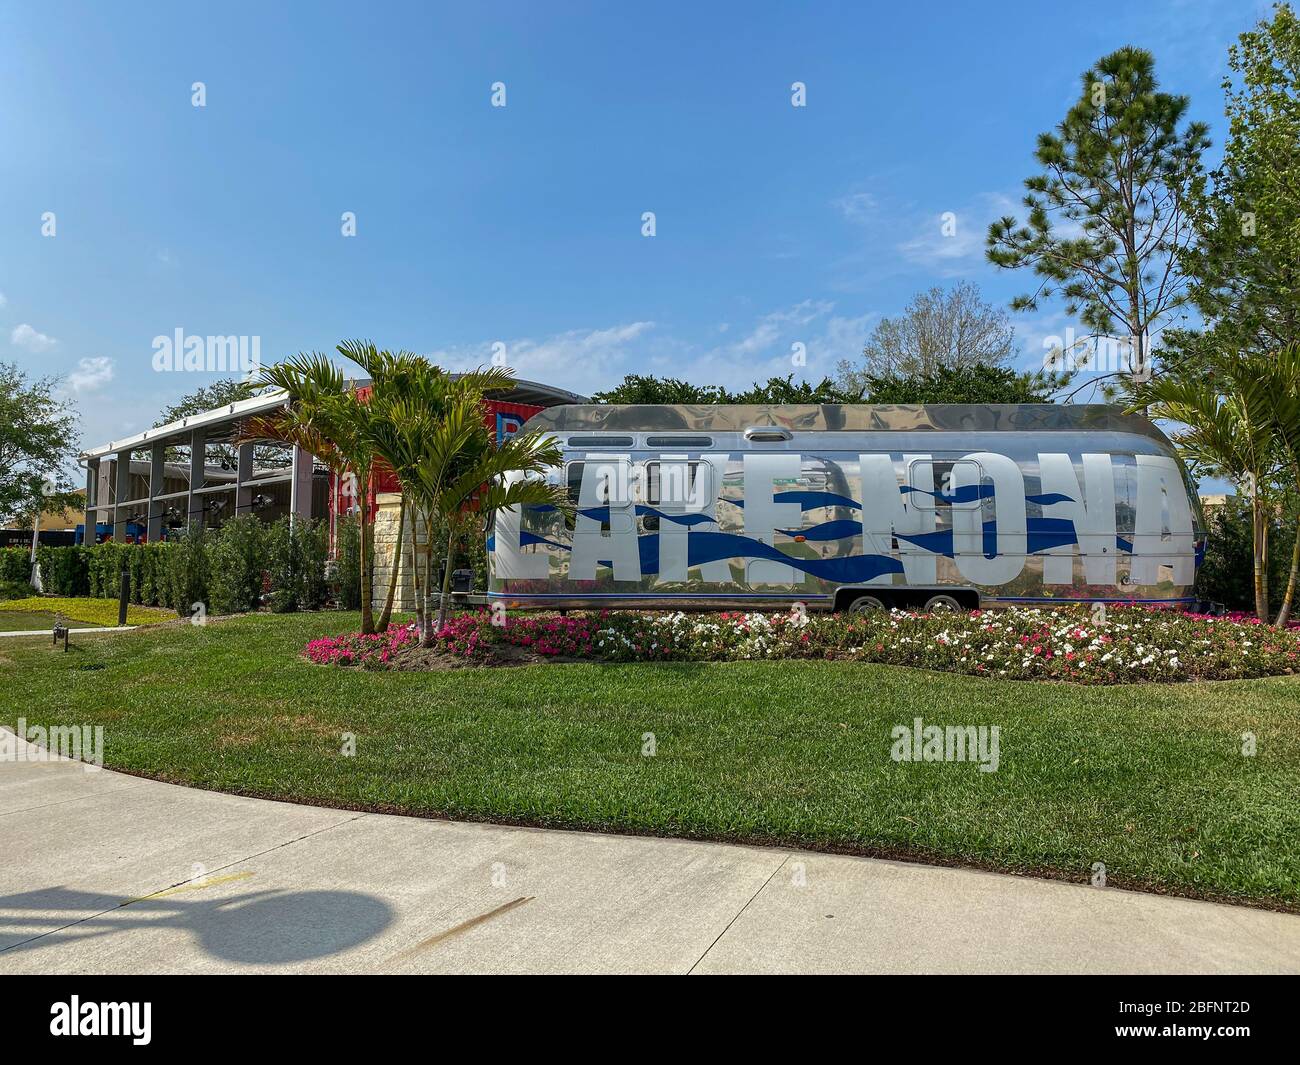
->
[80,376,588,462]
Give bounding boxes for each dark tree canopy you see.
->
[589,365,1056,407]
[591,373,855,405]
[0,361,80,525]
[860,363,1061,405]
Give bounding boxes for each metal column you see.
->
[235,442,254,516]
[289,445,314,525]
[84,458,99,542]
[112,450,131,541]
[147,442,165,542]
[187,429,206,529]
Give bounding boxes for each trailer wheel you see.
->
[847,594,887,614]
[922,594,963,613]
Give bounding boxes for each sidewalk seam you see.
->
[686,853,790,975]
[0,781,154,819]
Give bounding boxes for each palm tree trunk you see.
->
[435,522,457,632]
[1252,490,1270,623]
[411,511,425,637]
[376,497,406,632]
[1275,508,1300,629]
[420,532,436,645]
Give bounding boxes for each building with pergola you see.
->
[74,380,582,621]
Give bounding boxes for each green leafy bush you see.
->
[295,517,329,610]
[36,544,90,596]
[162,527,211,617]
[208,516,267,614]
[335,514,362,610]
[1197,496,1298,614]
[0,547,29,584]
[264,517,299,613]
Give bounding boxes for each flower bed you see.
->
[302,605,1300,684]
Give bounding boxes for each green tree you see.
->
[590,375,730,404]
[593,373,855,405]
[154,378,261,426]
[361,360,567,640]
[1129,353,1282,622]
[157,379,285,467]
[836,283,1015,393]
[728,375,854,403]
[1179,4,1300,365]
[254,352,382,633]
[862,362,1063,405]
[988,47,1210,395]
[0,362,80,527]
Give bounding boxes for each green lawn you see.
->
[0,610,103,632]
[3,611,1298,909]
[0,596,173,628]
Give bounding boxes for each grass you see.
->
[2,610,1298,909]
[0,610,103,632]
[0,596,174,628]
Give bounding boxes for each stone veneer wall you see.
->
[370,492,421,612]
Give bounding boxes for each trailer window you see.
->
[906,458,984,509]
[641,461,712,531]
[564,461,610,531]
[643,461,711,508]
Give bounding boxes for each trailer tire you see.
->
[847,594,887,614]
[922,594,964,613]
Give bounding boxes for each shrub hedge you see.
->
[0,517,333,616]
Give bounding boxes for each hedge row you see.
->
[1,516,335,616]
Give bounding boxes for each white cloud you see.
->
[425,302,873,397]
[895,193,1018,276]
[833,191,878,225]
[429,321,657,389]
[11,323,57,352]
[66,356,115,393]
[0,292,8,308]
[724,299,834,359]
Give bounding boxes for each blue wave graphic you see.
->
[724,490,861,511]
[631,532,903,583]
[900,483,994,504]
[520,531,571,551]
[777,519,862,541]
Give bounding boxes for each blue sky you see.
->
[0,0,1270,457]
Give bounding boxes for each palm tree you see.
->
[362,365,565,641]
[1258,343,1300,626]
[423,406,565,636]
[333,341,428,632]
[251,353,382,634]
[1129,354,1281,622]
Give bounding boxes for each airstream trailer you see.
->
[488,404,1205,613]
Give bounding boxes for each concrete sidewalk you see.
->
[1,728,1297,974]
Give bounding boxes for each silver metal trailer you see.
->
[489,404,1205,613]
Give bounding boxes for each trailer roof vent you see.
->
[566,435,635,448]
[743,427,793,442]
[644,435,714,448]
